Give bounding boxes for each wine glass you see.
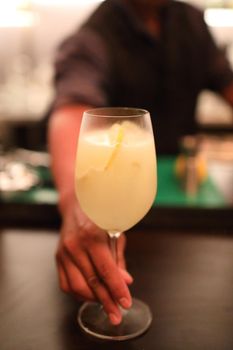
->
[75,107,157,340]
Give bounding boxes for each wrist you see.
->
[58,188,76,217]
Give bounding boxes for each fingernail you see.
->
[109,313,121,325]
[120,297,132,309]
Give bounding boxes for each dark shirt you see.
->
[54,0,233,154]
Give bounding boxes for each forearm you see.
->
[48,104,90,215]
[48,104,132,324]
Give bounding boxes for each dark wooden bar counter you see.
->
[0,228,233,350]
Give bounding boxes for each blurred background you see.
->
[0,0,233,142]
[0,0,232,140]
[0,0,232,226]
[0,0,103,149]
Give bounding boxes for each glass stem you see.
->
[108,231,128,317]
[108,231,121,265]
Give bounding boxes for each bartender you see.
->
[48,0,233,325]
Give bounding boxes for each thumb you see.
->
[119,267,134,285]
[117,234,133,284]
[116,233,126,269]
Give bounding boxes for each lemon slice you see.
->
[105,124,124,170]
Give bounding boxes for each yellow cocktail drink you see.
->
[75,121,156,232]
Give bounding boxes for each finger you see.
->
[62,252,96,301]
[76,252,123,325]
[56,261,70,293]
[119,268,134,285]
[88,241,132,310]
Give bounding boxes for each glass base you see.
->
[77,298,152,341]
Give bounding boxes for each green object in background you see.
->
[154,157,226,208]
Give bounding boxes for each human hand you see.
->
[56,200,133,325]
